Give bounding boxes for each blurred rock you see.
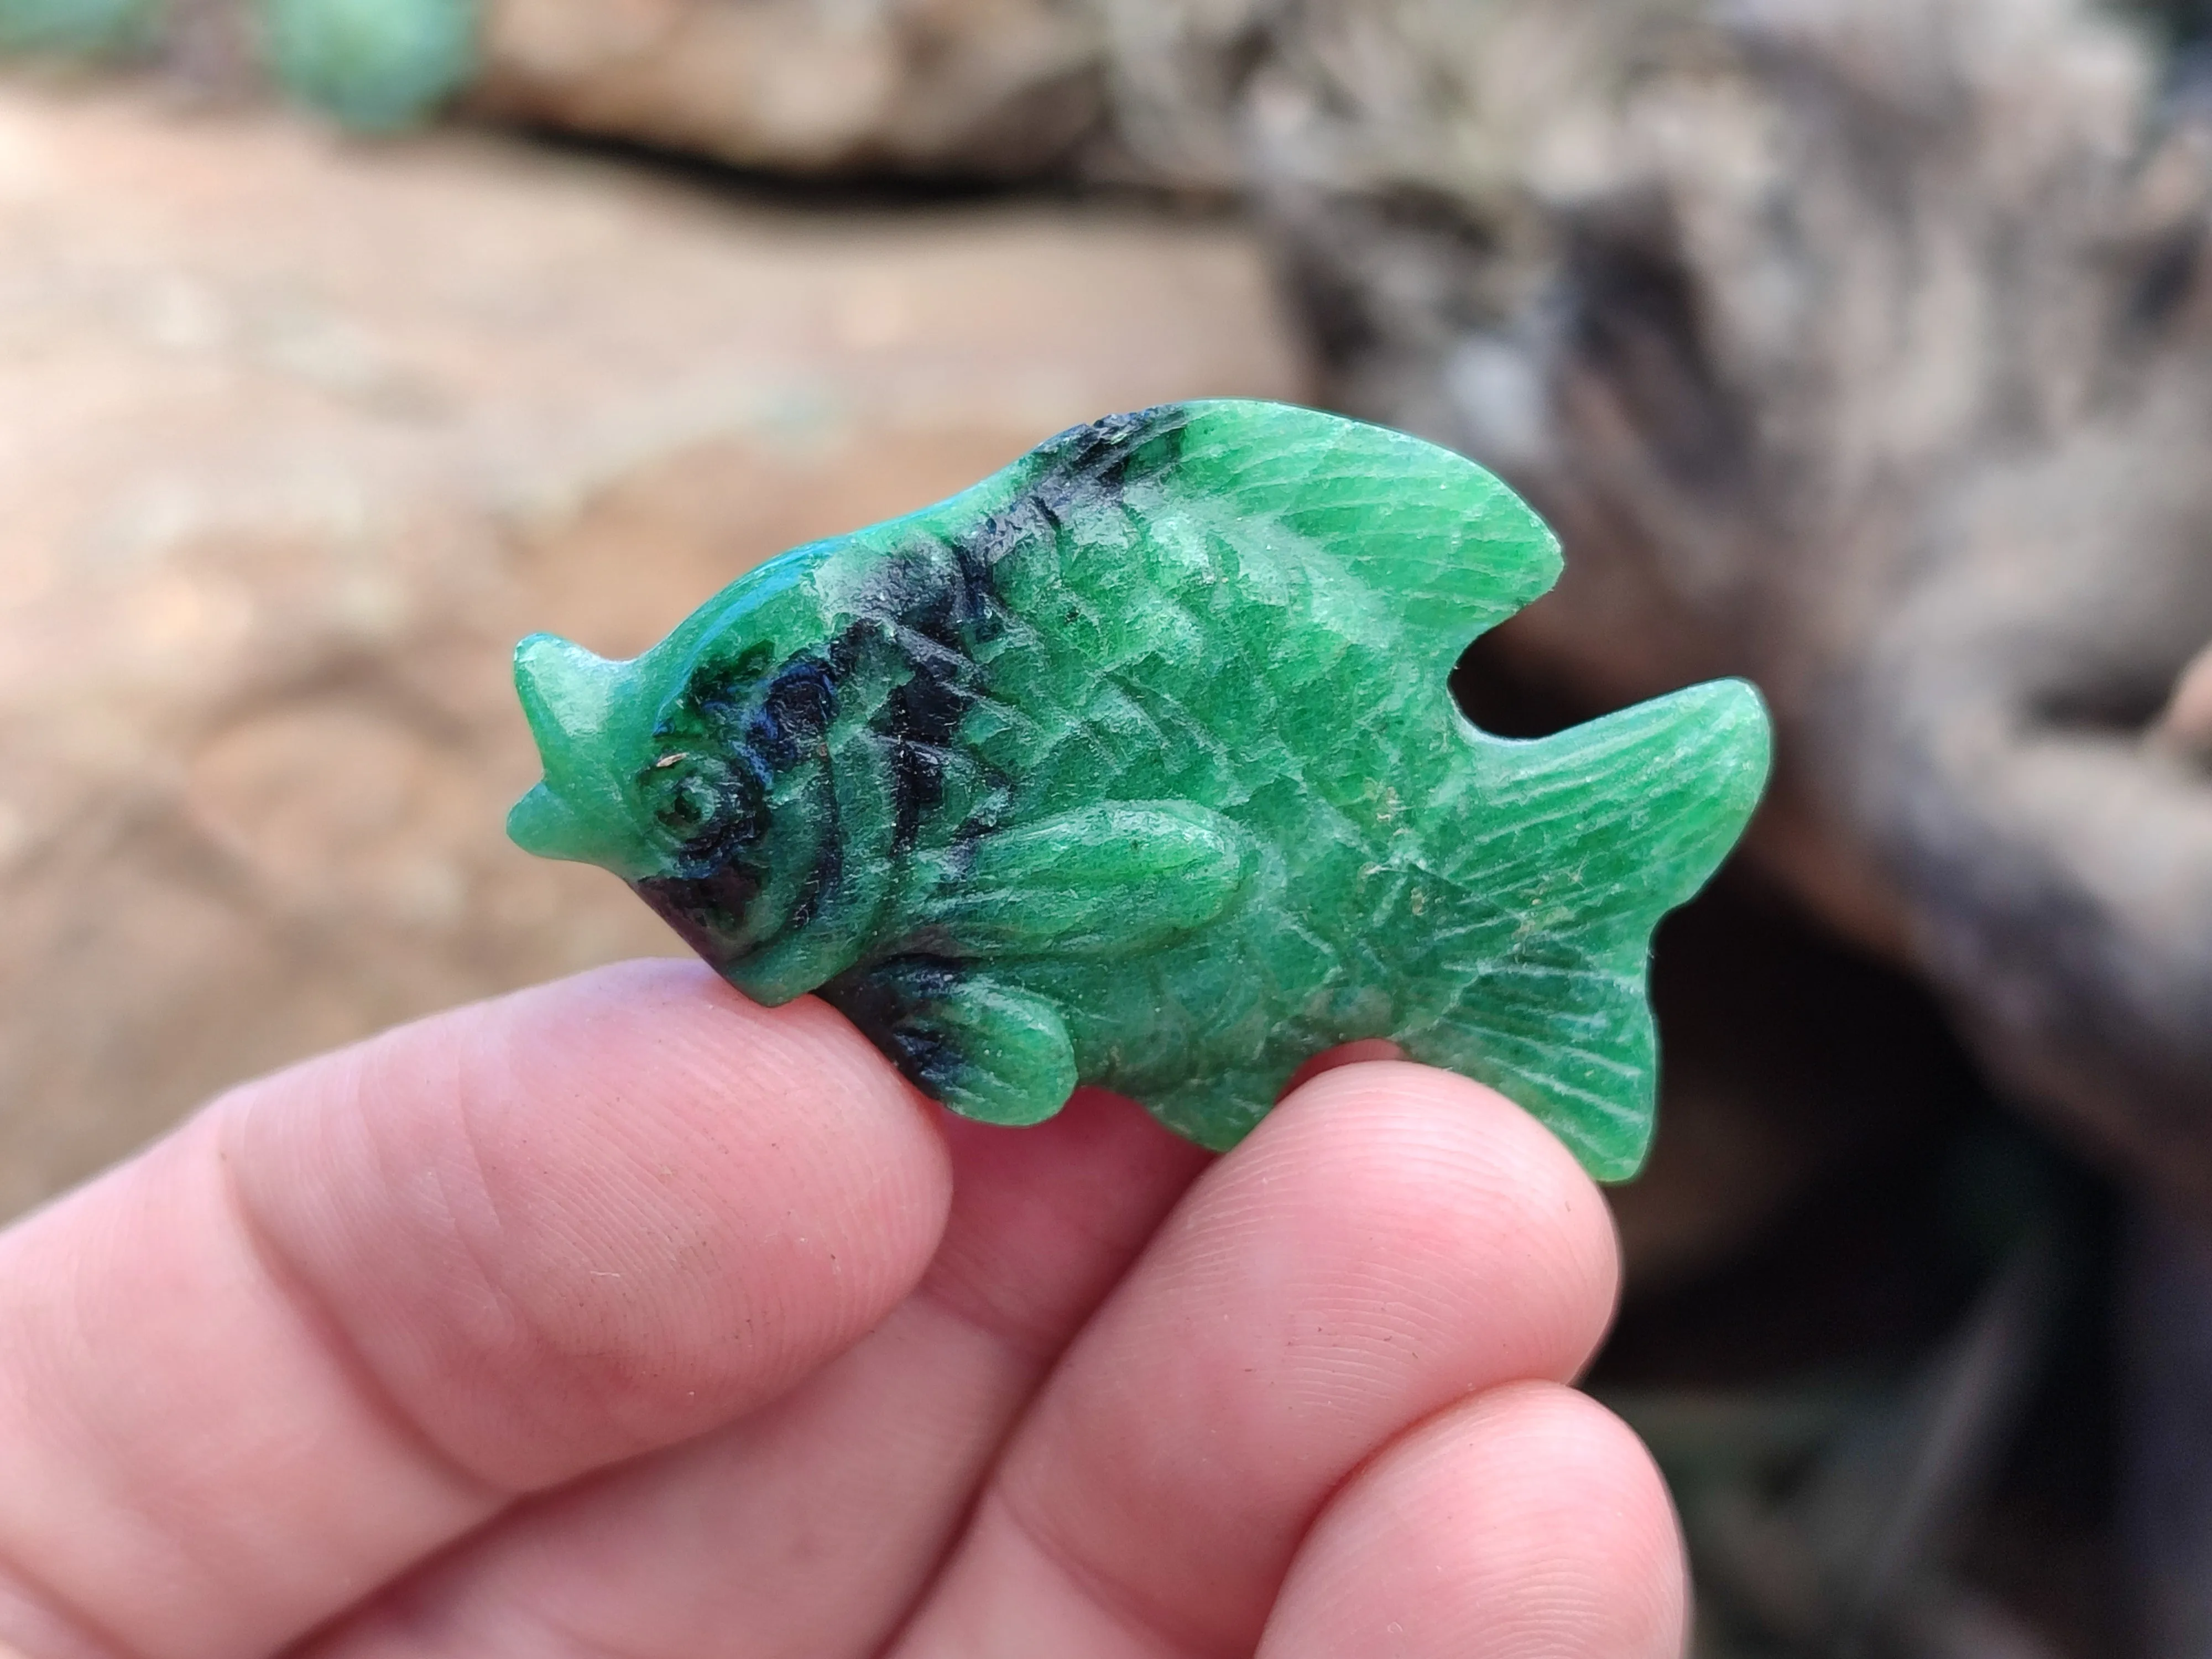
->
[471,0,1108,178]
[2,0,1117,165]
[0,80,1305,1219]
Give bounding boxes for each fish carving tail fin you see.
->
[1408,679,1773,1182]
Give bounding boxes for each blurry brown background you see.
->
[7,1,2212,1655]
[0,86,1305,1214]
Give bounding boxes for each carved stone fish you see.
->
[508,401,1770,1178]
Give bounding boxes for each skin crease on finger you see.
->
[0,963,956,1659]
[1258,1383,1688,1659]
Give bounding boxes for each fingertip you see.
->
[1263,1382,1688,1659]
[1260,1060,1624,1379]
[1455,1383,1687,1640]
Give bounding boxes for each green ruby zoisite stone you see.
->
[507,401,1771,1180]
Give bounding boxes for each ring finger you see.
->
[1260,1382,1687,1658]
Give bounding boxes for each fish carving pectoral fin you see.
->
[821,962,1077,1128]
[912,802,1253,958]
[923,982,1078,1126]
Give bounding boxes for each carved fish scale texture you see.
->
[508,401,1771,1178]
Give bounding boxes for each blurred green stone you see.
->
[259,0,477,132]
[0,0,158,58]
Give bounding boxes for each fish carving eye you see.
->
[639,751,760,868]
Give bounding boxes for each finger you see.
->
[0,961,951,1659]
[890,1062,1621,1659]
[1260,1383,1687,1659]
[303,1087,1211,1659]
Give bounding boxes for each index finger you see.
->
[0,961,952,1659]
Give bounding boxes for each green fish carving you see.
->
[509,402,1770,1178]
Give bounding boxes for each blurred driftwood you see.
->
[1144,0,2212,1218]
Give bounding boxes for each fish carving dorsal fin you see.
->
[1011,401,1562,668]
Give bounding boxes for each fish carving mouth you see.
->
[632,866,764,969]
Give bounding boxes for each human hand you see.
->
[0,960,1683,1658]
